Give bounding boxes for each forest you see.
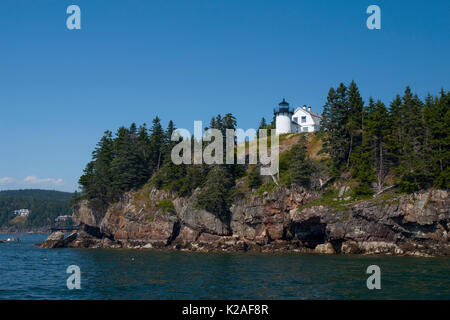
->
[0,189,73,229]
[76,82,449,221]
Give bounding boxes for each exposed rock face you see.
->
[39,231,77,248]
[72,200,101,227]
[44,187,449,256]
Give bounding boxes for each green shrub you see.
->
[352,184,374,197]
[156,199,175,214]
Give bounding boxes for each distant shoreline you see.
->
[0,229,50,235]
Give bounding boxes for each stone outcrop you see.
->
[39,187,450,256]
[39,231,78,248]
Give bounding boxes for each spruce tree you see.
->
[320,84,350,175]
[425,90,449,188]
[289,135,312,188]
[247,165,262,189]
[196,166,234,222]
[149,116,165,171]
[345,80,364,168]
[366,99,390,192]
[258,117,267,130]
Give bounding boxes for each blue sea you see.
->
[0,234,448,299]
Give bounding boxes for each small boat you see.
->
[0,237,20,243]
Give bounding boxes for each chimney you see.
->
[308,106,311,112]
[303,105,306,110]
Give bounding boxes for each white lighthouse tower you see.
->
[274,98,293,135]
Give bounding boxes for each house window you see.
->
[301,116,306,123]
[293,117,298,123]
[302,127,309,132]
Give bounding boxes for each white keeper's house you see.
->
[274,98,322,135]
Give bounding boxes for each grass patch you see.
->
[254,181,277,197]
[156,199,175,214]
[297,188,352,213]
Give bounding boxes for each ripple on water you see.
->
[0,234,449,299]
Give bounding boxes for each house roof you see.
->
[293,107,322,125]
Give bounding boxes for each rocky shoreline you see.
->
[39,187,450,257]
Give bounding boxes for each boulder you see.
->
[314,242,335,254]
[47,231,64,241]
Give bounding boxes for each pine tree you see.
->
[289,135,312,188]
[149,116,165,171]
[395,87,431,191]
[366,99,390,192]
[247,165,262,189]
[79,130,114,210]
[258,117,267,130]
[196,166,234,222]
[345,80,364,168]
[425,89,450,188]
[320,84,350,175]
[108,125,150,198]
[385,95,403,168]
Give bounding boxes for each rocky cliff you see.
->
[41,186,450,256]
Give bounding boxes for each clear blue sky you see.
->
[0,0,449,192]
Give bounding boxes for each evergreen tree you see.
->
[289,135,312,188]
[366,99,390,192]
[395,87,431,191]
[196,166,235,222]
[425,90,450,188]
[79,131,114,209]
[149,116,165,171]
[385,95,403,168]
[345,80,364,168]
[320,84,350,174]
[258,117,267,130]
[247,166,262,189]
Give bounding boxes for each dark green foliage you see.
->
[345,80,365,168]
[77,85,448,217]
[258,117,267,130]
[196,166,236,221]
[0,190,73,229]
[321,81,448,193]
[278,134,312,188]
[156,199,175,214]
[288,135,313,188]
[258,115,275,131]
[79,113,246,217]
[247,166,262,189]
[79,118,171,211]
[424,90,450,189]
[320,84,351,174]
[352,184,374,197]
[110,125,149,196]
[351,98,390,191]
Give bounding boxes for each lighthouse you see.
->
[274,98,293,135]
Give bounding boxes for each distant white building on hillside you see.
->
[274,98,322,135]
[13,209,30,217]
[55,215,72,222]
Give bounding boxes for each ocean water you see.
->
[0,234,448,300]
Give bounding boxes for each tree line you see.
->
[0,190,73,229]
[78,113,246,221]
[320,81,449,194]
[78,82,448,220]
